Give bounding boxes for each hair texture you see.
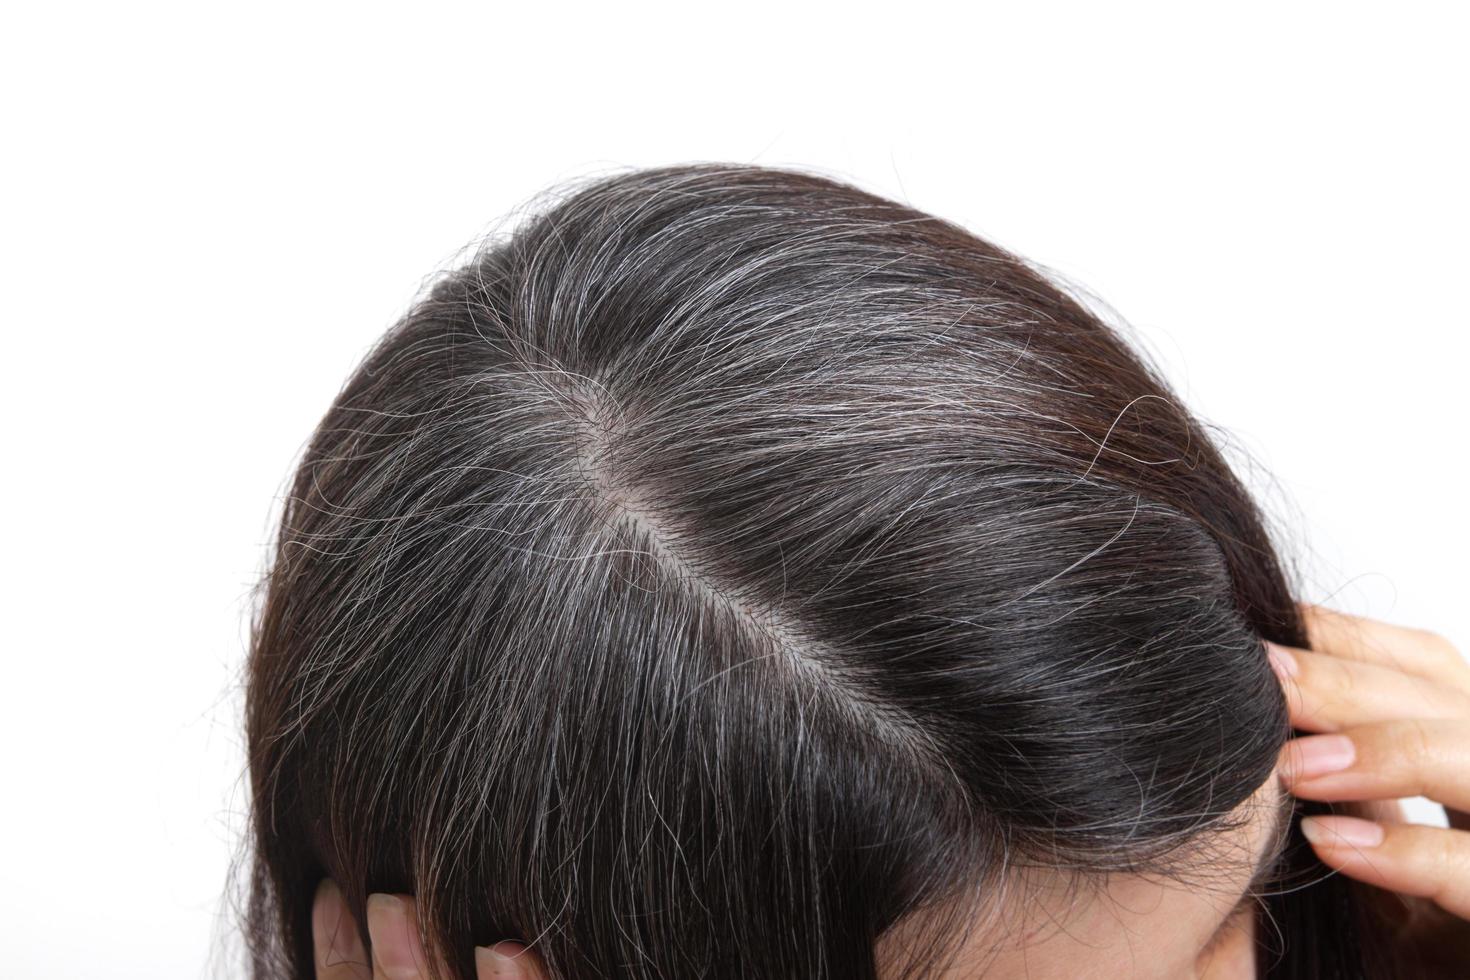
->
[243,164,1404,978]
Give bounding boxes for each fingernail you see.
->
[476,942,530,977]
[1266,642,1299,678]
[312,879,367,968]
[1300,815,1384,849]
[1281,734,1356,783]
[367,893,425,979]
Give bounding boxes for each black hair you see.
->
[243,163,1399,977]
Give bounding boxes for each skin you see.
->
[309,604,1470,979]
[872,776,1291,979]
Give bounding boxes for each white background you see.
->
[3,4,1466,977]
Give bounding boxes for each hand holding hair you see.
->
[310,879,549,979]
[1271,603,1470,964]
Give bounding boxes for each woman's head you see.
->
[244,164,1385,977]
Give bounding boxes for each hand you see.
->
[1269,603,1470,963]
[311,879,550,979]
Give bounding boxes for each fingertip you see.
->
[1300,814,1385,851]
[476,941,545,978]
[312,878,368,973]
[367,892,429,979]
[1265,641,1300,680]
[1277,733,1356,786]
[313,876,343,927]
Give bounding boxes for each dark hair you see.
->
[243,163,1398,978]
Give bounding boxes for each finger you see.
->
[366,893,432,980]
[1265,642,1470,733]
[1343,797,1408,826]
[1298,603,1470,691]
[1299,815,1470,920]
[476,941,550,979]
[312,879,371,980]
[1278,719,1470,816]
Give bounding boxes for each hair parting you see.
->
[241,163,1405,978]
